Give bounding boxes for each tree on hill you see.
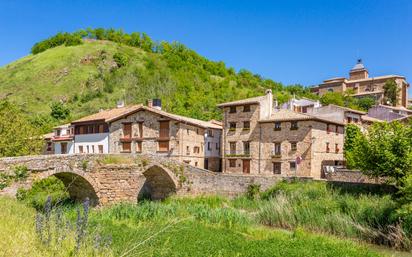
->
[50,102,70,120]
[0,100,43,157]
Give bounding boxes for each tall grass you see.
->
[258,181,411,249]
[0,197,112,257]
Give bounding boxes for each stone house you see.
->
[218,90,344,179]
[66,100,222,172]
[311,60,409,107]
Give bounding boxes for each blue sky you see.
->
[0,0,411,89]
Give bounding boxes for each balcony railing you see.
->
[225,150,251,157]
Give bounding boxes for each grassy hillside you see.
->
[0,32,313,123]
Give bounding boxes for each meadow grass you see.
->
[0,197,113,257]
[258,181,410,249]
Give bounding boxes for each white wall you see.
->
[74,133,109,154]
[205,129,222,158]
[54,141,74,154]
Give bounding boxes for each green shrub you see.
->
[13,165,29,181]
[16,176,70,210]
[246,183,261,200]
[113,52,129,67]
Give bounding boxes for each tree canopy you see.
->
[0,100,43,157]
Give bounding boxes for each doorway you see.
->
[242,159,250,174]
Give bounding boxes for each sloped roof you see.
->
[376,104,412,113]
[327,104,366,115]
[72,105,143,123]
[217,95,265,107]
[259,109,345,125]
[71,104,222,129]
[361,115,383,123]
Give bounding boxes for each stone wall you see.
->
[324,169,385,184]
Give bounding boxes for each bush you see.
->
[246,183,261,200]
[13,165,29,181]
[17,176,70,210]
[113,52,129,67]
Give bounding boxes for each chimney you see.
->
[147,99,153,108]
[116,100,125,108]
[152,99,162,110]
[263,89,273,119]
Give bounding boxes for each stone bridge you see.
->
[0,154,281,206]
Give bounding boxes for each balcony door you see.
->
[242,160,250,174]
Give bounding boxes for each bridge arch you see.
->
[39,170,100,206]
[138,164,178,201]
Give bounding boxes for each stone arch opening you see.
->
[139,165,177,201]
[48,172,99,206]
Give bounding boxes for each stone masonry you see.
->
[0,154,282,206]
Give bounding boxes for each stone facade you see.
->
[109,109,222,171]
[219,91,344,179]
[311,61,409,107]
[0,154,283,205]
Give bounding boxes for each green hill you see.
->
[0,29,313,123]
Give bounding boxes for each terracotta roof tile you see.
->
[217,95,266,107]
[71,105,143,123]
[259,109,345,125]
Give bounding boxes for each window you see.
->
[195,162,198,167]
[327,124,331,134]
[159,121,169,138]
[290,161,296,171]
[61,143,67,154]
[158,141,169,152]
[122,142,131,152]
[123,123,132,139]
[186,146,190,155]
[98,145,103,153]
[243,121,250,130]
[274,142,281,156]
[229,142,236,155]
[229,106,236,113]
[86,145,90,153]
[274,122,281,131]
[46,142,52,151]
[187,129,190,135]
[207,129,213,137]
[273,162,281,174]
[290,121,298,130]
[138,122,143,138]
[229,122,236,131]
[335,144,339,153]
[243,141,250,155]
[78,145,84,153]
[326,142,330,153]
[335,125,339,135]
[91,145,95,153]
[347,117,352,123]
[98,124,104,133]
[243,105,250,112]
[216,143,220,150]
[328,88,334,92]
[66,129,70,135]
[353,118,359,123]
[291,142,297,151]
[194,146,200,154]
[56,129,61,136]
[229,159,236,167]
[207,142,212,151]
[136,142,142,153]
